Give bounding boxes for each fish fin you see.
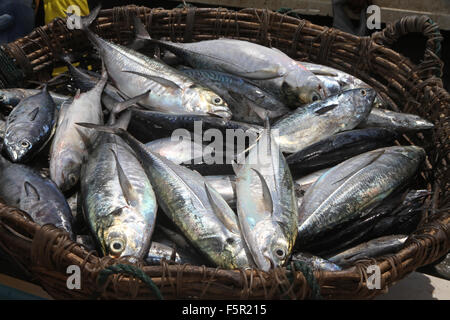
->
[75,126,92,149]
[238,68,286,80]
[204,182,239,234]
[231,160,242,176]
[80,4,101,30]
[312,70,339,77]
[251,168,273,215]
[110,148,139,207]
[28,107,39,121]
[132,14,151,41]
[122,70,181,91]
[111,90,150,115]
[315,103,338,115]
[114,110,132,130]
[23,181,40,201]
[228,91,269,121]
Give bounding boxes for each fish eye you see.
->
[0,95,4,101]
[20,140,30,148]
[109,239,125,256]
[68,173,77,186]
[213,97,222,105]
[361,89,367,96]
[311,93,320,102]
[274,248,286,259]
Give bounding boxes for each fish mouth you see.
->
[208,108,232,120]
[4,146,21,162]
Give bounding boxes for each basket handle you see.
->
[371,15,444,78]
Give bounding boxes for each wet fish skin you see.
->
[297,146,426,244]
[181,69,290,124]
[297,188,427,256]
[273,88,376,153]
[290,252,342,271]
[326,235,408,267]
[0,88,71,109]
[49,69,107,191]
[0,156,73,237]
[81,137,157,259]
[358,108,434,132]
[235,127,298,271]
[286,128,397,174]
[3,86,56,162]
[204,175,237,207]
[144,241,202,266]
[129,108,261,142]
[301,61,386,108]
[145,137,216,165]
[144,37,328,106]
[79,8,231,119]
[77,123,251,269]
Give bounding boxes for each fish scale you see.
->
[298,146,425,243]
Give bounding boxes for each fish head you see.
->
[0,91,20,108]
[252,220,290,271]
[3,129,33,162]
[51,150,83,191]
[101,207,148,259]
[184,85,232,119]
[348,88,377,114]
[281,73,328,107]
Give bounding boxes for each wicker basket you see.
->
[0,6,448,300]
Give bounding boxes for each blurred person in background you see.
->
[0,0,35,44]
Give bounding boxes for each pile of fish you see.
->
[0,6,435,272]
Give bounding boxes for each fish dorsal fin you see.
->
[110,148,139,207]
[122,70,181,91]
[204,182,239,234]
[132,14,151,40]
[315,103,338,115]
[28,107,39,121]
[23,181,40,201]
[251,168,273,215]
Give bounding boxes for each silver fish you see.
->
[137,23,328,107]
[235,125,298,271]
[181,69,290,124]
[144,137,215,165]
[273,88,376,153]
[359,107,434,132]
[327,235,408,267]
[81,139,157,259]
[0,88,71,109]
[298,146,425,243]
[290,252,342,272]
[79,7,231,119]
[77,123,252,269]
[49,68,107,191]
[3,85,56,162]
[301,61,386,109]
[0,155,73,237]
[204,175,237,207]
[144,241,201,266]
